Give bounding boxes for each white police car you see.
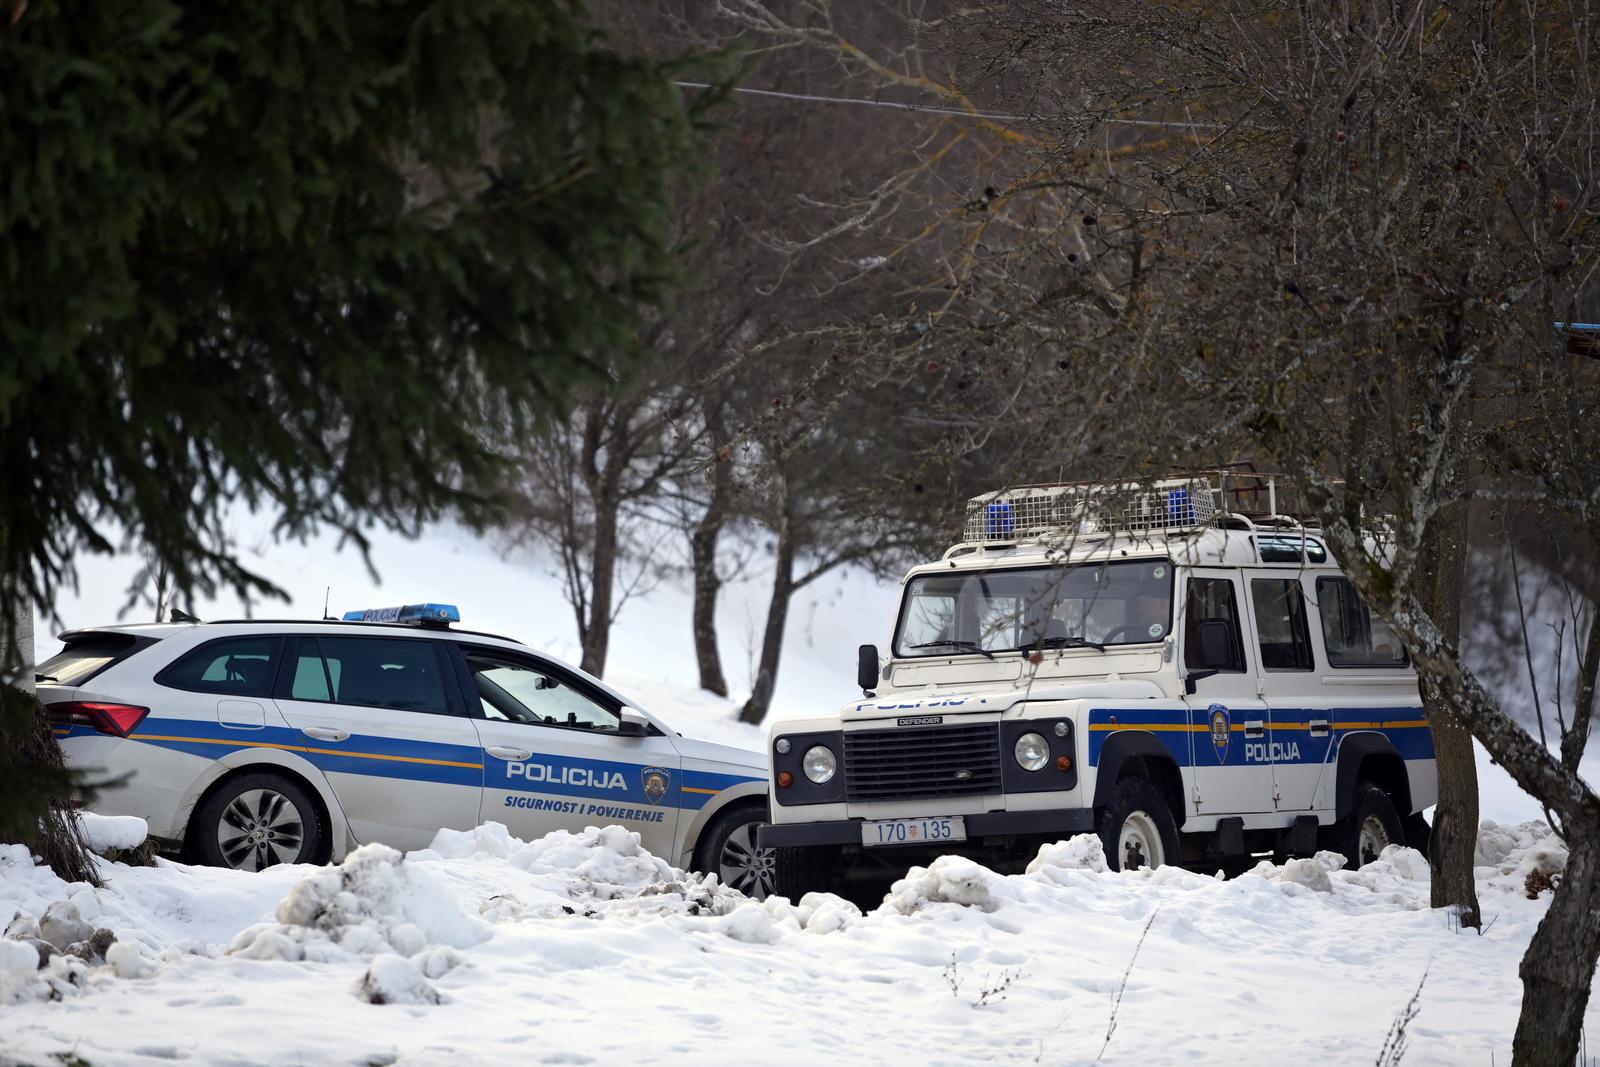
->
[761,477,1438,894]
[41,604,775,896]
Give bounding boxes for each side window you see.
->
[159,636,283,697]
[463,650,620,732]
[291,636,450,713]
[1251,579,1315,670]
[1315,577,1409,668]
[1183,577,1246,672]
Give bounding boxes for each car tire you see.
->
[771,845,834,901]
[1336,782,1405,869]
[192,772,327,872]
[1098,777,1179,872]
[692,802,777,900]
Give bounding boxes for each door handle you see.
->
[1244,720,1266,739]
[486,746,533,762]
[1309,719,1331,736]
[302,726,349,742]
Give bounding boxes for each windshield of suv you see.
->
[893,559,1173,658]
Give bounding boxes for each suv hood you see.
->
[843,678,1166,719]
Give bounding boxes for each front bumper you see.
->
[758,806,1095,848]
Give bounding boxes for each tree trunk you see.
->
[1512,835,1600,1066]
[739,498,795,725]
[691,418,734,697]
[0,581,99,885]
[1420,500,1483,927]
[580,481,621,677]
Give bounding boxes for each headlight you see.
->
[1014,732,1050,772]
[803,745,837,784]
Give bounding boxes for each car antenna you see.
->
[322,586,334,621]
[169,607,200,624]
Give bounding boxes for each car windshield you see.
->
[892,559,1174,658]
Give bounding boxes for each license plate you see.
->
[861,816,966,847]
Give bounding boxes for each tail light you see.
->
[47,702,150,737]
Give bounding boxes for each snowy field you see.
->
[0,807,1576,1067]
[11,516,1591,1065]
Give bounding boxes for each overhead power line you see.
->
[673,81,1227,130]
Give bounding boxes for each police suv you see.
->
[759,477,1437,895]
[41,605,774,895]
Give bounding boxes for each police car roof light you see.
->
[341,603,462,626]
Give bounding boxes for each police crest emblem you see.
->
[642,767,671,806]
[1209,704,1231,764]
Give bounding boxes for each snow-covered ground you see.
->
[16,512,1593,1064]
[0,808,1576,1067]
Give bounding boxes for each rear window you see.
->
[158,637,284,697]
[36,634,149,686]
[1314,577,1409,668]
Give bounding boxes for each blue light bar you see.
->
[341,603,461,625]
[985,501,1016,537]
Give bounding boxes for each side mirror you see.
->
[1196,620,1236,670]
[857,644,880,694]
[1184,620,1236,695]
[617,707,651,737]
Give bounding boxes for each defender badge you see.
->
[1209,704,1231,764]
[642,766,671,806]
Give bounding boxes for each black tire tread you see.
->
[191,770,328,870]
[1098,776,1180,872]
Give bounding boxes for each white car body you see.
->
[42,615,766,873]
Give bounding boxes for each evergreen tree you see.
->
[0,0,719,876]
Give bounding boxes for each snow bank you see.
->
[0,818,1584,1064]
[73,812,148,855]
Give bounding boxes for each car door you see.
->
[1179,571,1276,815]
[271,634,485,850]
[453,642,682,856]
[1243,572,1330,811]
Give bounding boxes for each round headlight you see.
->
[1014,732,1050,772]
[775,738,792,755]
[803,745,837,784]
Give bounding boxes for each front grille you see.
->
[843,723,1002,802]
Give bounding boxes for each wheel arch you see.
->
[679,781,768,870]
[1335,732,1412,820]
[179,751,346,863]
[1092,731,1187,829]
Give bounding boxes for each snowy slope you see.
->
[0,820,1577,1067]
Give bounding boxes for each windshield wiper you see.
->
[1018,636,1106,653]
[33,673,59,683]
[911,640,995,660]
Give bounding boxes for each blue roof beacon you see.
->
[342,603,462,626]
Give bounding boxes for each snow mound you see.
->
[229,843,489,969]
[357,953,441,1006]
[74,813,148,855]
[1476,820,1566,879]
[419,822,750,919]
[881,855,1019,914]
[1026,834,1109,878]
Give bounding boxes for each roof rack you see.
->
[960,468,1324,545]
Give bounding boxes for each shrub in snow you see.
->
[881,855,1017,915]
[357,953,440,1006]
[1026,834,1109,878]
